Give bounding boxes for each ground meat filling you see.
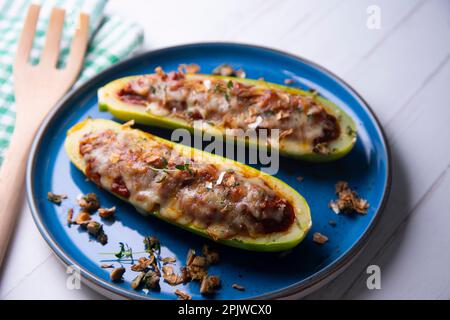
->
[117,68,341,149]
[79,129,295,239]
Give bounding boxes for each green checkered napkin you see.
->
[0,0,144,165]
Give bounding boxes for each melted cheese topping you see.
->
[79,128,295,240]
[117,69,340,151]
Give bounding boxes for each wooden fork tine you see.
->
[40,7,65,68]
[65,13,89,80]
[14,4,40,67]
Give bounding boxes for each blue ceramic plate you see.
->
[27,43,391,300]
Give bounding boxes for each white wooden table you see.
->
[1,0,449,300]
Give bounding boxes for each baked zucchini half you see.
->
[98,71,357,161]
[65,118,311,252]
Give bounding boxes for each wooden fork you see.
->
[0,4,89,267]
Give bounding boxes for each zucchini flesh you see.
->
[65,119,312,252]
[98,73,357,162]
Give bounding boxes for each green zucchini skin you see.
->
[65,119,312,252]
[98,74,357,162]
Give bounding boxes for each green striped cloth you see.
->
[0,0,144,165]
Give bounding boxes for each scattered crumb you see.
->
[328,220,337,227]
[85,221,108,245]
[186,248,196,266]
[162,266,184,286]
[200,275,221,295]
[329,181,369,214]
[131,257,154,272]
[161,256,176,265]
[110,267,125,282]
[74,210,91,225]
[212,64,245,78]
[96,232,108,245]
[78,193,100,213]
[98,206,116,219]
[142,270,161,290]
[284,78,295,85]
[67,208,74,225]
[101,264,114,269]
[175,289,192,300]
[178,63,200,74]
[313,232,329,244]
[232,283,245,291]
[296,176,304,183]
[131,272,146,290]
[47,192,67,205]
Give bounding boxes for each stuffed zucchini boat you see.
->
[65,119,311,251]
[98,68,357,161]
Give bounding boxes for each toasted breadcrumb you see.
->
[47,192,67,205]
[175,289,192,300]
[232,283,245,291]
[313,232,328,244]
[101,264,114,269]
[110,267,125,282]
[77,193,100,213]
[162,266,184,285]
[161,256,176,265]
[67,208,74,225]
[329,181,369,214]
[200,275,221,295]
[178,63,200,74]
[98,206,116,219]
[74,210,91,225]
[131,257,154,272]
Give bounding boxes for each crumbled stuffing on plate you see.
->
[200,275,221,295]
[47,192,67,205]
[162,266,184,286]
[161,256,176,265]
[78,193,100,213]
[329,181,369,214]
[175,289,192,300]
[178,63,200,74]
[98,206,116,219]
[74,210,91,225]
[110,267,125,282]
[67,208,74,225]
[232,283,245,291]
[131,272,146,289]
[212,63,245,78]
[131,257,154,272]
[313,232,328,244]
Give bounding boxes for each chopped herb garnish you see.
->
[115,242,134,260]
[227,80,233,89]
[175,163,193,174]
[144,236,161,254]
